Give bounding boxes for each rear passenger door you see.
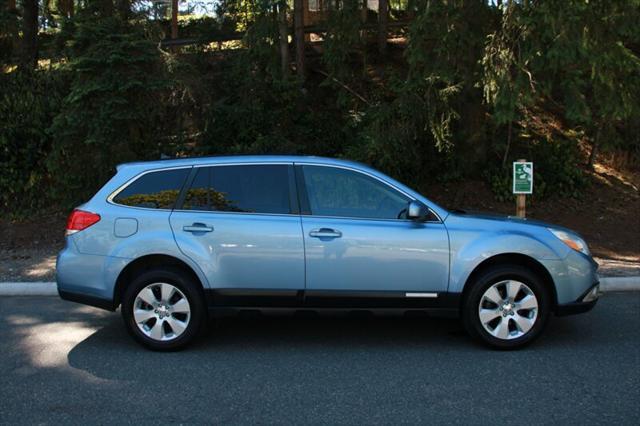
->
[169,164,305,306]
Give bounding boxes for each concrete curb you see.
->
[600,276,640,292]
[0,277,639,297]
[0,282,59,296]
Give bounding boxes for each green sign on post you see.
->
[513,161,533,194]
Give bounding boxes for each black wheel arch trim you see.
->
[461,253,559,309]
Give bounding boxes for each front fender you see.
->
[448,232,569,294]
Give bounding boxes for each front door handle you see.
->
[183,223,214,233]
[309,228,342,239]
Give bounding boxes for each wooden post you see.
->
[516,193,526,218]
[516,159,526,218]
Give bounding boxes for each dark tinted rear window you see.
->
[182,165,291,214]
[113,168,190,209]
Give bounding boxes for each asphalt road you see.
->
[0,294,638,425]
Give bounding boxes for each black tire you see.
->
[462,265,551,350]
[121,267,207,351]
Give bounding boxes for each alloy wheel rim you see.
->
[133,283,191,342]
[478,280,538,340]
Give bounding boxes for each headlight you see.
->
[548,228,590,256]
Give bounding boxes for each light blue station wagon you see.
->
[56,156,600,350]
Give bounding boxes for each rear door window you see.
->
[112,168,190,209]
[182,165,292,214]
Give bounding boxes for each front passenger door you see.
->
[298,165,449,305]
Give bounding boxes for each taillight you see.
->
[66,209,101,236]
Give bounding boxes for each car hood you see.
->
[446,209,579,235]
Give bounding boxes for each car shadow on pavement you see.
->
[65,308,594,383]
[3,295,637,424]
[66,313,467,375]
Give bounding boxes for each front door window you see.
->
[302,165,409,220]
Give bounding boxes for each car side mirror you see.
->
[407,201,429,221]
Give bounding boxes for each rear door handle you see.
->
[183,223,214,233]
[309,228,342,238]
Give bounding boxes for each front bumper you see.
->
[541,249,600,307]
[555,282,600,316]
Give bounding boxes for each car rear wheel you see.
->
[122,267,207,351]
[462,265,550,349]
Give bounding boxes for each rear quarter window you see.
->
[112,168,190,209]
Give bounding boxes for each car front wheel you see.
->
[462,265,551,349]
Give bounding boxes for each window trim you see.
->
[106,161,442,223]
[174,163,298,216]
[107,165,193,211]
[295,163,442,223]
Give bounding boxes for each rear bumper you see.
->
[58,289,116,311]
[56,239,127,311]
[555,282,600,316]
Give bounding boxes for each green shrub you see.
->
[530,140,587,198]
[484,139,587,201]
[0,70,70,214]
[48,13,171,207]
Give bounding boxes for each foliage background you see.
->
[1,0,639,216]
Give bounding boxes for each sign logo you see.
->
[513,162,533,194]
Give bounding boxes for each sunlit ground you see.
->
[24,255,56,280]
[593,162,639,192]
[0,250,57,281]
[5,303,112,384]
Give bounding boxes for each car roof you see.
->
[117,155,369,171]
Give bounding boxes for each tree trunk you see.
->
[407,0,415,20]
[277,1,290,77]
[117,0,131,19]
[100,0,114,16]
[502,120,513,167]
[361,0,367,22]
[20,0,38,71]
[59,0,75,18]
[43,0,54,27]
[294,0,305,77]
[171,0,179,39]
[588,124,603,168]
[378,0,388,56]
[8,0,16,11]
